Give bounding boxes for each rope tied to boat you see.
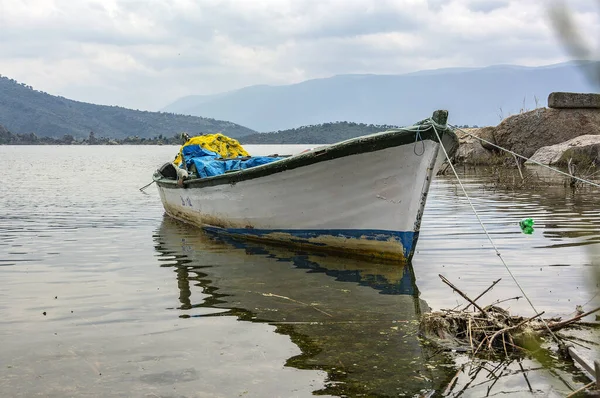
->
[413,124,425,156]
[430,123,563,346]
[139,180,155,192]
[381,117,447,156]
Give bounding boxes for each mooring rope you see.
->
[413,124,425,156]
[139,180,155,191]
[431,124,563,345]
[449,124,600,189]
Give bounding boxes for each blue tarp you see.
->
[182,145,284,178]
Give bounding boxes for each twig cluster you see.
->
[420,275,600,357]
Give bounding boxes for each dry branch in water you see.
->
[419,275,600,357]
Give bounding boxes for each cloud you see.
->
[0,0,598,111]
[465,0,509,13]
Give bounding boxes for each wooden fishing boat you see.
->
[153,110,459,262]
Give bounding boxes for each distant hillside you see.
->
[163,61,600,132]
[0,76,256,139]
[240,122,402,144]
[0,124,11,143]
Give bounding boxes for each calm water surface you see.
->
[0,145,598,397]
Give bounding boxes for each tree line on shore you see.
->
[0,127,184,145]
[1,122,480,146]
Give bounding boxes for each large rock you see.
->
[493,107,600,159]
[527,135,600,166]
[475,126,497,151]
[453,128,499,165]
[548,92,600,109]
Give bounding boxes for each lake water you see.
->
[0,145,598,397]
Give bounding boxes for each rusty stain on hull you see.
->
[226,231,407,262]
[163,203,408,263]
[164,201,250,229]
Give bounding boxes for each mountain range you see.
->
[0,76,255,139]
[2,61,598,143]
[163,61,600,132]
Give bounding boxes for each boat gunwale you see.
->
[154,122,458,189]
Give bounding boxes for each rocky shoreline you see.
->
[453,92,600,168]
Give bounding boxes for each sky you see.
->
[0,0,598,111]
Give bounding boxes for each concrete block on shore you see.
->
[548,92,600,109]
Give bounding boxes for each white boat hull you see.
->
[156,134,452,262]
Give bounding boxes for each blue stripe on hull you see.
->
[202,227,417,260]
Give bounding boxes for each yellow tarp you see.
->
[173,133,249,166]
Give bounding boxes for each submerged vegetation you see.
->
[420,275,600,395]
[421,275,599,356]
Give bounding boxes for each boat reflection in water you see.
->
[154,216,593,397]
[153,216,455,396]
